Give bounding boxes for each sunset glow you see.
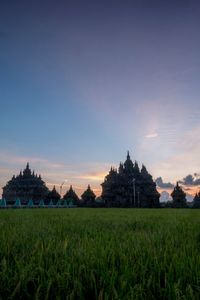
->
[0,0,200,200]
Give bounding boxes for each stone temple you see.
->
[2,163,49,205]
[2,154,160,208]
[101,152,160,208]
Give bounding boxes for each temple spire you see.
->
[124,151,134,176]
[118,162,124,174]
[127,150,130,160]
[23,162,31,176]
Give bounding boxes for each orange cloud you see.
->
[0,151,110,198]
[74,172,107,181]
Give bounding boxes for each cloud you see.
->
[179,174,200,186]
[152,125,200,181]
[0,151,64,170]
[145,133,158,139]
[74,171,107,181]
[184,187,193,191]
[156,174,200,198]
[155,177,174,189]
[186,194,194,202]
[0,150,110,197]
[159,191,171,202]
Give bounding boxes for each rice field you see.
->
[0,208,200,299]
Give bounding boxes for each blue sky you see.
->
[0,0,200,197]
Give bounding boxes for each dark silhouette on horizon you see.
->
[46,185,61,205]
[193,192,200,208]
[101,152,160,208]
[1,155,200,208]
[63,185,79,205]
[2,163,49,205]
[81,185,96,206]
[171,182,187,208]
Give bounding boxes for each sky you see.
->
[0,0,200,199]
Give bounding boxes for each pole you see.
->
[132,178,136,207]
[60,185,62,198]
[60,180,66,199]
[60,180,67,198]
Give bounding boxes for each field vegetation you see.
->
[0,208,200,299]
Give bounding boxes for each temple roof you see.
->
[124,151,134,172]
[47,186,61,200]
[81,185,96,200]
[23,162,31,176]
[63,185,79,201]
[3,163,47,189]
[2,163,49,202]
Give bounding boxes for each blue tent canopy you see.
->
[56,199,62,207]
[49,199,54,207]
[14,198,21,207]
[39,200,45,207]
[0,199,6,207]
[27,199,34,207]
[63,199,68,206]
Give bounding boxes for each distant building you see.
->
[2,163,49,205]
[171,182,187,208]
[81,185,96,206]
[101,152,160,207]
[193,192,200,208]
[46,185,61,205]
[63,185,79,205]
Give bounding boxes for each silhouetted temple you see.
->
[2,163,49,205]
[46,185,61,205]
[171,182,187,208]
[193,192,200,208]
[101,152,160,207]
[63,185,79,205]
[81,185,96,206]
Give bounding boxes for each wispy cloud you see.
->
[74,171,107,181]
[0,151,64,169]
[152,125,200,180]
[145,133,158,139]
[0,151,110,197]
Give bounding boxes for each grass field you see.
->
[0,208,200,299]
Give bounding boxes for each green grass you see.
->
[0,209,200,299]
